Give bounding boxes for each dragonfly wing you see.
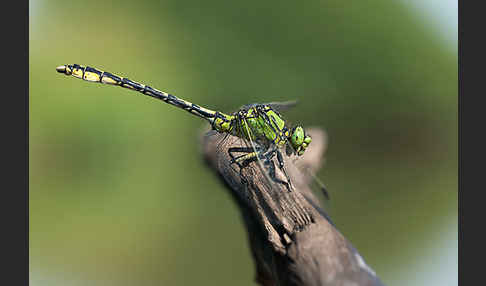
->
[226,114,278,193]
[263,100,299,112]
[239,100,298,113]
[239,117,275,188]
[241,115,296,193]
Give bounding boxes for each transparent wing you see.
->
[238,116,276,190]
[262,100,299,113]
[240,114,295,193]
[239,100,298,114]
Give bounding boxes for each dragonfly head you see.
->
[289,125,312,156]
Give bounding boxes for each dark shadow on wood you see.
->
[201,127,385,286]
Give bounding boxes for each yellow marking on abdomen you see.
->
[72,68,84,79]
[83,71,101,82]
[101,76,118,85]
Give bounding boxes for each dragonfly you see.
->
[56,64,327,197]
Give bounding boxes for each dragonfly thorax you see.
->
[227,105,311,157]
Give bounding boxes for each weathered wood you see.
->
[201,128,385,286]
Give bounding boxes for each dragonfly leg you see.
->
[276,149,293,192]
[260,147,292,192]
[265,157,292,191]
[228,147,259,168]
[228,146,292,191]
[233,151,259,165]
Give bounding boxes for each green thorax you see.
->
[233,105,288,148]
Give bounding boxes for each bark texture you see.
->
[201,128,385,286]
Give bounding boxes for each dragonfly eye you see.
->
[290,126,305,149]
[304,135,312,145]
[289,126,312,156]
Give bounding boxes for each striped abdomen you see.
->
[56,64,234,133]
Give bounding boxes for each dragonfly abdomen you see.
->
[56,64,235,132]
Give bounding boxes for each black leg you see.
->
[276,150,293,192]
[264,158,290,189]
[228,146,258,167]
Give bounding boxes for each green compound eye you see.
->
[304,136,311,144]
[291,126,305,149]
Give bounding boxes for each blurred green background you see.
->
[29,0,457,285]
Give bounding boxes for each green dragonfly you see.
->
[56,64,325,196]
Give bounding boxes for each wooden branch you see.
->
[201,128,385,286]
